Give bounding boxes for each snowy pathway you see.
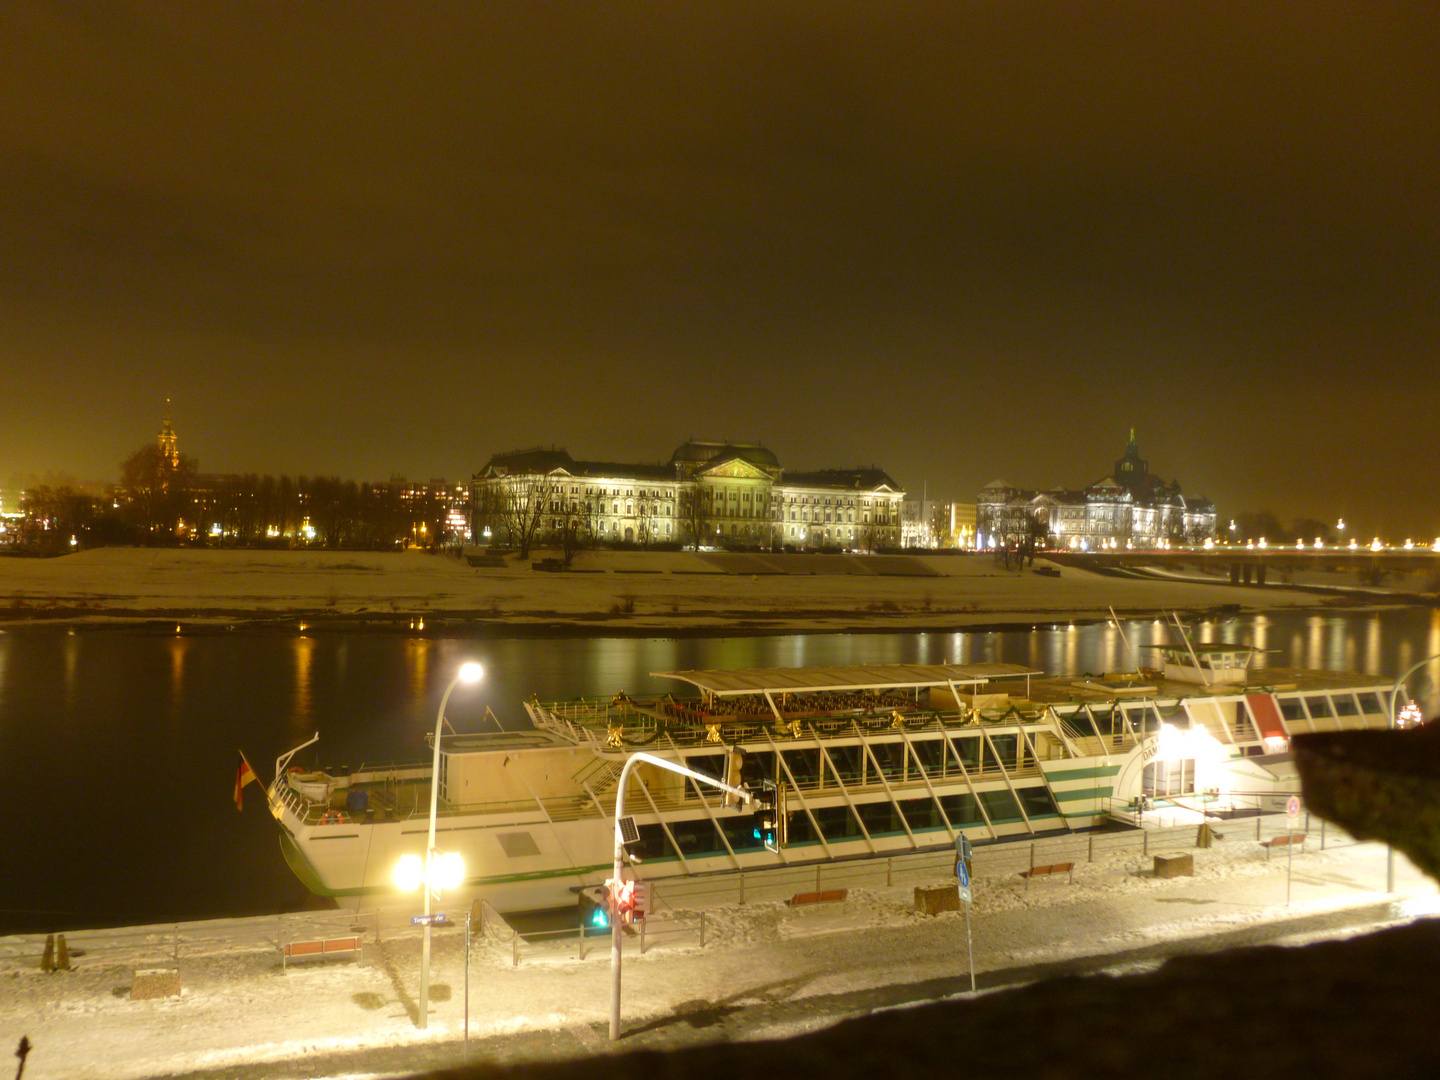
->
[2,834,1435,1080]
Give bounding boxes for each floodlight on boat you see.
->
[434,851,466,890]
[459,662,483,684]
[394,854,425,892]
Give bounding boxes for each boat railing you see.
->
[532,700,1063,753]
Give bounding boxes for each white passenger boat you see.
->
[265,648,1398,912]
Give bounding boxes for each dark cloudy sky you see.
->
[3,2,1437,536]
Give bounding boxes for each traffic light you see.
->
[750,779,784,853]
[613,878,638,924]
[582,883,612,929]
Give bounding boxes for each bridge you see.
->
[1049,547,1440,588]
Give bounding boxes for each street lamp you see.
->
[396,660,483,1030]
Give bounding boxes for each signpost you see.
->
[464,901,480,1061]
[956,859,975,993]
[1286,795,1300,905]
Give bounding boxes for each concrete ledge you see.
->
[132,968,181,1000]
[1154,853,1194,878]
[914,885,961,915]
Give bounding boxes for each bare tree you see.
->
[484,474,559,559]
[679,484,712,551]
[119,443,197,538]
[636,494,654,548]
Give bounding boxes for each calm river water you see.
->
[3,608,1439,934]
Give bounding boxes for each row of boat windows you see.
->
[626,787,1061,862]
[682,737,1038,793]
[1277,692,1387,721]
[1053,692,1385,739]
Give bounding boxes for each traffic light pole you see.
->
[610,752,752,1041]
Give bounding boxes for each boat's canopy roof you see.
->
[651,662,1041,698]
[1141,643,1263,654]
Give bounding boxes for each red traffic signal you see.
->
[613,878,636,923]
[604,877,648,924]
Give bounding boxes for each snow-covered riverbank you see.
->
[0,547,1379,634]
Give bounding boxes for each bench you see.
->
[1261,833,1307,859]
[788,889,848,907]
[1018,862,1074,888]
[282,935,362,968]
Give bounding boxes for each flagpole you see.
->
[235,750,262,810]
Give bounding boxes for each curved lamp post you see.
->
[608,752,753,1041]
[408,661,483,1030]
[1385,654,1440,891]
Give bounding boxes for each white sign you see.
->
[958,885,972,905]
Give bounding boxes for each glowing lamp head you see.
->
[458,662,483,684]
[393,853,424,892]
[434,851,466,890]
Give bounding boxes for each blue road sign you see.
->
[412,913,449,926]
[956,861,970,889]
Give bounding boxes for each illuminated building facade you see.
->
[473,441,904,550]
[977,432,1217,550]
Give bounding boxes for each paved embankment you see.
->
[2,821,1435,1080]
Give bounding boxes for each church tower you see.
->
[158,399,180,469]
[1113,428,1147,492]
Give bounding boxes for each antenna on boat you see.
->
[1108,606,1141,674]
[1169,611,1210,686]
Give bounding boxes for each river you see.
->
[2,607,1438,935]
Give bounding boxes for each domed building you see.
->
[473,440,903,551]
[976,432,1216,551]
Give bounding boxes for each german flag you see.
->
[234,751,260,810]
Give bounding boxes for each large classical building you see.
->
[977,433,1217,551]
[472,440,904,551]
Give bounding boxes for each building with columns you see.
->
[473,440,904,551]
[977,432,1216,551]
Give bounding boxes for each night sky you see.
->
[3,3,1437,536]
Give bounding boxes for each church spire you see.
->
[158,399,179,469]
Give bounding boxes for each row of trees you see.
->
[12,444,463,553]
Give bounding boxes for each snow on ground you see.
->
[0,547,1362,632]
[3,829,1435,1080]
